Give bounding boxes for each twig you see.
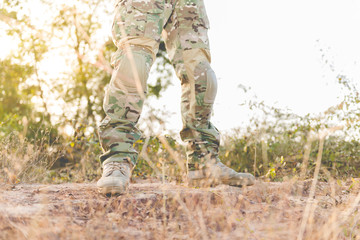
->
[138,136,162,176]
[297,133,325,240]
[300,131,315,179]
[173,192,203,239]
[297,126,344,240]
[5,215,29,239]
[158,135,185,172]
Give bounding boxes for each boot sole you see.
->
[187,178,255,188]
[97,186,127,196]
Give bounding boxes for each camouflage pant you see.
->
[99,0,220,169]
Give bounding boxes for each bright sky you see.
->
[145,0,360,135]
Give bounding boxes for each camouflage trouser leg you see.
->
[98,0,163,167]
[99,0,220,169]
[98,46,154,167]
[164,0,220,169]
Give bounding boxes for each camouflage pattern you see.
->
[99,0,220,169]
[99,47,153,166]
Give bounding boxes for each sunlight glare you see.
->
[0,33,17,60]
[63,125,75,137]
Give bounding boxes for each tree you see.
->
[0,0,174,138]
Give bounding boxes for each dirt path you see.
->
[0,179,359,239]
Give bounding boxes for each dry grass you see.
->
[1,178,360,240]
[0,131,60,184]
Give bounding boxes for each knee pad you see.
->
[110,46,154,95]
[103,43,155,122]
[195,62,218,104]
[182,48,218,105]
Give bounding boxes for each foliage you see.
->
[133,135,186,181]
[220,128,360,181]
[149,41,173,98]
[219,77,360,181]
[0,127,60,183]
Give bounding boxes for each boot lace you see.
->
[104,162,128,177]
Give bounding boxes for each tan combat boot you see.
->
[97,161,131,195]
[187,161,255,187]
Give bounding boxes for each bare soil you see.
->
[0,179,359,239]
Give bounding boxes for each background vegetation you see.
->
[1,0,359,184]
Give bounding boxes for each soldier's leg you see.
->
[99,47,153,166]
[98,0,165,168]
[163,0,219,168]
[163,0,255,186]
